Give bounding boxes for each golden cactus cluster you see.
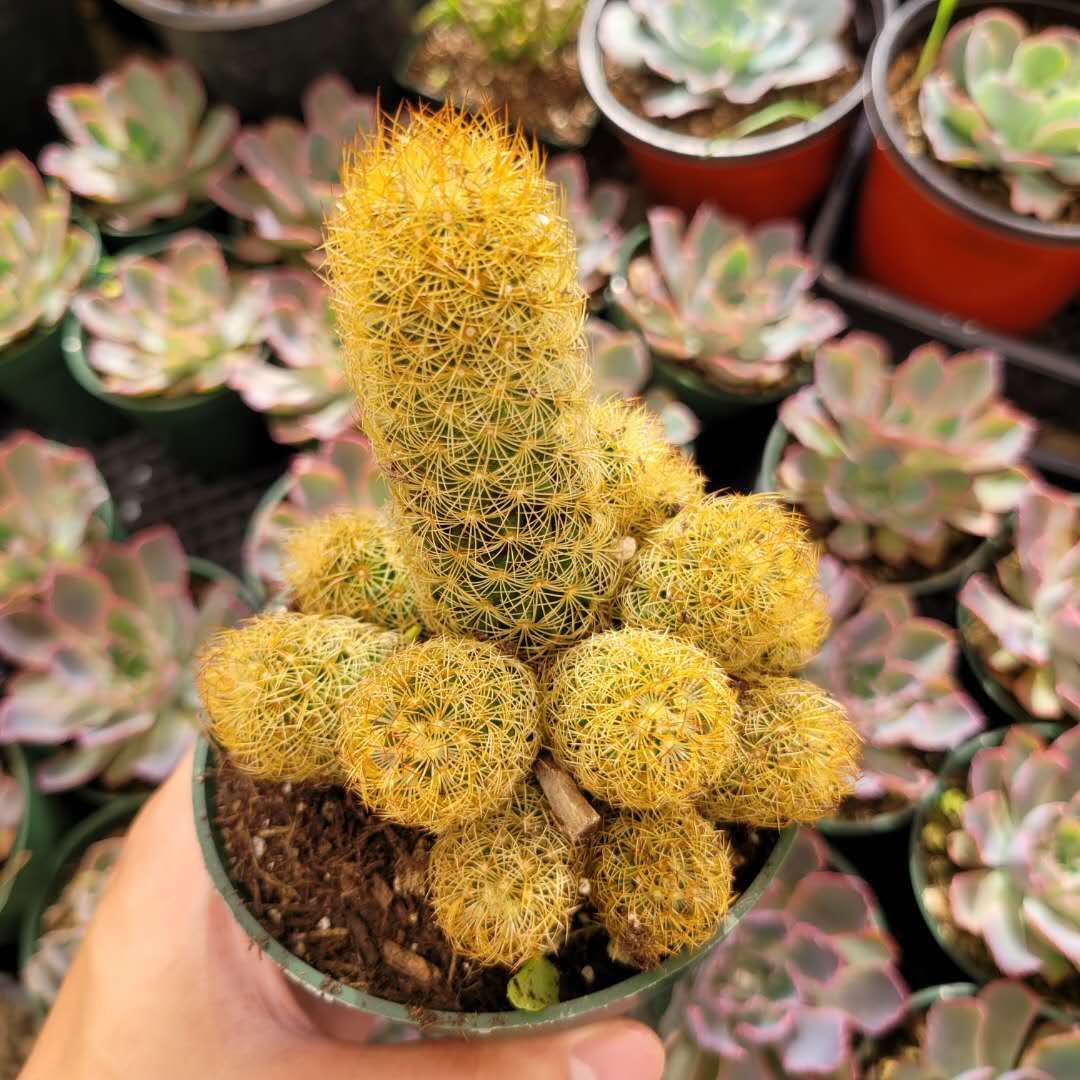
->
[196,105,861,980]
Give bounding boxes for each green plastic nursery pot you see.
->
[909,723,1067,989]
[819,801,916,839]
[18,792,146,1015]
[96,201,221,254]
[241,471,291,606]
[193,737,798,1037]
[0,747,68,944]
[756,419,1001,596]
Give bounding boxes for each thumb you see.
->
[265,1018,665,1080]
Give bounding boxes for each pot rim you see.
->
[865,0,1080,247]
[577,0,882,164]
[113,0,337,31]
[193,736,797,1031]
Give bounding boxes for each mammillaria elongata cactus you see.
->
[0,528,244,792]
[661,829,908,1078]
[960,484,1079,722]
[0,432,109,611]
[805,556,985,809]
[72,231,267,398]
[778,334,1037,573]
[920,9,1080,222]
[40,58,236,233]
[868,980,1080,1079]
[209,75,376,264]
[611,205,846,392]
[599,0,855,118]
[0,153,97,351]
[934,725,1080,985]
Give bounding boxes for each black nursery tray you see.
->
[808,121,1080,488]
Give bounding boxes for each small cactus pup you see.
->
[917,725,1080,1000]
[208,75,376,265]
[197,611,402,785]
[805,556,986,827]
[776,334,1037,583]
[0,152,97,353]
[918,8,1080,223]
[325,106,623,662]
[959,484,1079,723]
[40,58,237,235]
[610,205,846,397]
[337,636,541,832]
[661,829,908,1079]
[0,431,109,611]
[862,980,1080,1080]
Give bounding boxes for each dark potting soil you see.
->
[602,34,861,140]
[831,749,941,825]
[213,758,776,1015]
[888,49,1080,227]
[406,26,597,149]
[860,1011,928,1079]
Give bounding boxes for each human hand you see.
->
[20,750,665,1080]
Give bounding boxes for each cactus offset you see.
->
[325,107,622,661]
[198,611,401,785]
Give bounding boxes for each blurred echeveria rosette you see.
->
[919,8,1080,223]
[71,231,267,398]
[805,556,986,824]
[661,829,908,1078]
[775,334,1037,581]
[959,484,1079,723]
[0,527,246,793]
[918,725,1080,995]
[610,205,846,395]
[208,75,376,265]
[0,432,109,612]
[0,153,98,352]
[598,0,856,119]
[228,270,353,444]
[40,58,237,235]
[0,765,24,889]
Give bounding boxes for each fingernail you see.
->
[569,1022,664,1080]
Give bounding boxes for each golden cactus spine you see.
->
[324,107,621,661]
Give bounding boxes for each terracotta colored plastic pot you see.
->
[858,0,1080,335]
[194,736,797,1037]
[578,0,891,219]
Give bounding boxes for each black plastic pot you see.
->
[114,0,410,120]
[0,0,98,155]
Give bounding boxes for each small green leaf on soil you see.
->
[507,955,560,1012]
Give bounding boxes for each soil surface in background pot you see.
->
[214,758,775,1014]
[889,49,1080,226]
[602,27,862,140]
[830,750,942,824]
[405,26,596,148]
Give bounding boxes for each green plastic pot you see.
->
[0,747,68,944]
[756,419,1002,596]
[18,791,146,1015]
[96,201,221,253]
[607,225,811,420]
[194,736,798,1036]
[819,800,916,839]
[909,722,1067,988]
[241,471,291,606]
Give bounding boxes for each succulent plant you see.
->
[0,431,109,611]
[919,10,1080,222]
[40,58,237,233]
[805,556,986,807]
[610,206,845,392]
[0,528,245,793]
[228,271,353,444]
[209,75,376,264]
[959,484,1079,723]
[546,154,627,294]
[244,435,388,593]
[598,0,855,118]
[22,836,123,1008]
[942,725,1080,984]
[873,980,1080,1080]
[0,153,97,351]
[778,334,1037,572]
[0,973,36,1080]
[661,828,908,1078]
[72,230,267,398]
[0,767,24,869]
